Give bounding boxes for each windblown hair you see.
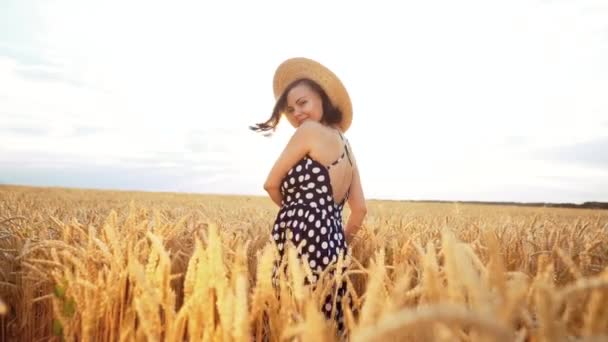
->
[250,78,343,135]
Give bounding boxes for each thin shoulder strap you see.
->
[338,130,353,166]
[327,129,353,170]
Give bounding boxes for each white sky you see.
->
[1,0,607,203]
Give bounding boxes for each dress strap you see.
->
[326,130,352,170]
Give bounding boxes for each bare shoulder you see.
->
[294,120,324,139]
[299,120,324,131]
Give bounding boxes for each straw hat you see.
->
[273,57,353,132]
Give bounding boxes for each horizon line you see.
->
[1,183,606,207]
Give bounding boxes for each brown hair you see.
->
[250,78,343,135]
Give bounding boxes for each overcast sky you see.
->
[1,0,607,203]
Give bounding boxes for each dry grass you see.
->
[1,184,607,341]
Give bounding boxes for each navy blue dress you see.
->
[271,131,353,332]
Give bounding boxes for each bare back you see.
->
[307,125,355,205]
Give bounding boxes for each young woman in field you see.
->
[250,57,367,333]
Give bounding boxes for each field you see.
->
[1,185,607,341]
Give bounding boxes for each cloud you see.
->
[184,128,240,155]
[0,165,191,192]
[534,137,608,168]
[15,64,88,88]
[498,135,532,148]
[0,124,50,136]
[2,0,608,203]
[71,125,105,137]
[0,159,240,194]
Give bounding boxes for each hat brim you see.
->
[273,57,353,132]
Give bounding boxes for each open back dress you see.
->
[271,129,353,332]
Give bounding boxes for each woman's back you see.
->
[306,123,355,205]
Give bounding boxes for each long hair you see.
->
[250,78,343,135]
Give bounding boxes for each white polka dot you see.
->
[293,220,298,227]
[299,222,305,229]
[328,206,333,212]
[298,209,303,217]
[273,233,279,240]
[326,195,332,201]
[308,244,316,253]
[298,175,304,182]
[310,202,317,208]
[330,241,335,248]
[296,192,301,199]
[315,220,321,228]
[308,182,315,188]
[290,177,295,184]
[295,233,300,241]
[325,303,332,312]
[310,259,316,268]
[308,214,315,223]
[280,222,285,228]
[296,165,302,172]
[312,167,321,174]
[278,243,284,251]
[305,174,311,180]
[316,236,320,243]
[320,227,327,234]
[322,241,328,249]
[305,193,313,199]
[317,175,325,182]
[332,255,337,263]
[308,230,315,238]
[323,257,329,265]
[286,196,291,202]
[320,198,325,205]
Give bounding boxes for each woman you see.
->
[250,57,367,332]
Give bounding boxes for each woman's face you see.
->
[284,83,324,128]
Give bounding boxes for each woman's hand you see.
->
[264,185,282,207]
[345,229,357,245]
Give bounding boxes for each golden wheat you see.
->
[1,185,607,341]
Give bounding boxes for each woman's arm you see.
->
[263,121,315,207]
[345,165,367,244]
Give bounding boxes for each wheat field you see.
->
[1,185,607,341]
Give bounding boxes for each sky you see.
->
[1,0,607,203]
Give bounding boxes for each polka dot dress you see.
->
[271,133,354,333]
